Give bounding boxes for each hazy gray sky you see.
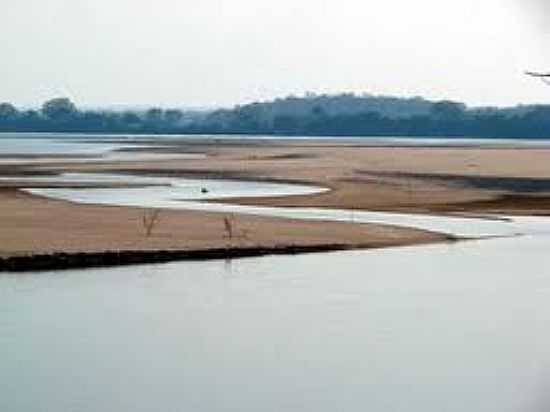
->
[1,0,550,108]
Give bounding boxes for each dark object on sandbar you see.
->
[0,245,359,272]
[201,187,209,194]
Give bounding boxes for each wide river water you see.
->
[2,134,550,412]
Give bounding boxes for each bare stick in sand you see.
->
[223,215,235,239]
[142,209,161,237]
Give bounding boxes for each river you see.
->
[2,234,550,412]
[2,134,550,412]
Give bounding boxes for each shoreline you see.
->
[5,168,550,216]
[1,238,460,273]
[2,139,550,271]
[2,131,550,142]
[0,188,451,271]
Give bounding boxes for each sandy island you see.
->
[1,138,549,270]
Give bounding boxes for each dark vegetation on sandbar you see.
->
[361,171,550,193]
[2,94,550,138]
[0,232,461,272]
[0,245,359,272]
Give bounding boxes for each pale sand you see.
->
[0,188,446,258]
[1,141,549,261]
[43,142,550,214]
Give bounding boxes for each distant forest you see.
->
[2,94,550,138]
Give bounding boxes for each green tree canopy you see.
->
[42,98,78,121]
[0,103,19,120]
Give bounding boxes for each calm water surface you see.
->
[0,134,203,161]
[3,132,550,151]
[0,137,120,156]
[2,234,550,412]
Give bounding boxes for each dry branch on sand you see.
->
[223,214,249,241]
[142,209,160,237]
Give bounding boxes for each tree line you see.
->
[0,98,199,133]
[2,95,550,138]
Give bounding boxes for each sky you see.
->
[1,0,550,108]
